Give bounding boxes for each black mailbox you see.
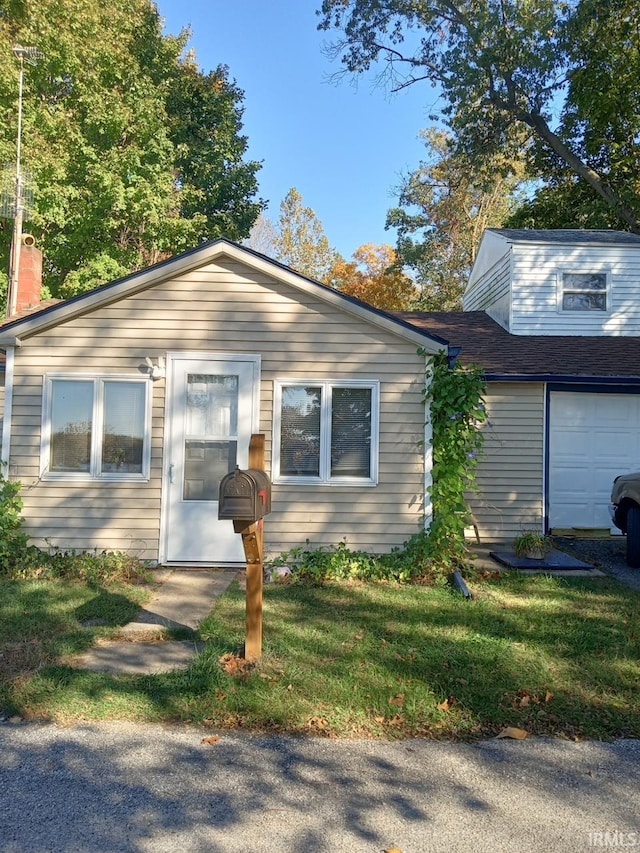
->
[218,467,272,523]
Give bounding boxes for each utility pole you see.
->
[7,45,41,319]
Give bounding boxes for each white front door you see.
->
[162,353,260,563]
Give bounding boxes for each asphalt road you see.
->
[2,722,639,852]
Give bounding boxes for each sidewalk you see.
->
[74,567,238,676]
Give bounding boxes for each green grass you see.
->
[2,573,639,740]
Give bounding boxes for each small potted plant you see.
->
[513,530,553,560]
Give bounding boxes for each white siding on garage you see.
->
[469,382,545,541]
[463,251,511,324]
[509,243,640,336]
[8,258,429,560]
[548,390,640,531]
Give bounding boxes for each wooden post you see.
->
[243,434,265,661]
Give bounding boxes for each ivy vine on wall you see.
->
[423,349,488,566]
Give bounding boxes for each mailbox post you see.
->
[218,434,271,661]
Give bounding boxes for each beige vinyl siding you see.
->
[469,382,544,541]
[9,259,428,559]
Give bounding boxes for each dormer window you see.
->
[561,272,608,311]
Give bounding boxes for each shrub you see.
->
[9,546,151,584]
[0,475,28,575]
[268,532,443,585]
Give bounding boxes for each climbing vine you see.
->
[424,350,488,566]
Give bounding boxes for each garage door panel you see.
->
[593,396,638,424]
[551,467,592,491]
[549,391,640,530]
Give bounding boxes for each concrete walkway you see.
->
[74,568,238,676]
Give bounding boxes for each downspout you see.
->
[1,346,15,473]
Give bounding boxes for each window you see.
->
[273,380,379,484]
[42,376,151,480]
[561,272,608,311]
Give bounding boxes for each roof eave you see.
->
[484,372,640,384]
[0,240,447,354]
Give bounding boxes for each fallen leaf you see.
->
[437,698,451,712]
[495,727,529,740]
[218,653,253,679]
[545,691,554,703]
[201,736,220,746]
[519,695,531,708]
[389,694,405,707]
[385,848,404,853]
[374,716,386,724]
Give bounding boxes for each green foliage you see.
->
[58,253,131,298]
[0,478,149,583]
[320,0,640,232]
[508,0,640,230]
[424,351,487,566]
[274,188,340,281]
[388,129,525,311]
[269,537,434,584]
[0,0,264,300]
[513,530,553,558]
[0,475,28,574]
[8,546,150,585]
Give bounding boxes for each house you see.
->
[399,229,640,541]
[0,239,448,565]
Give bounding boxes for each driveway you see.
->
[554,536,640,591]
[1,722,639,852]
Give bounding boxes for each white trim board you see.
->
[0,241,447,354]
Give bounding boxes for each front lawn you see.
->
[2,573,639,740]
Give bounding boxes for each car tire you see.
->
[626,506,640,568]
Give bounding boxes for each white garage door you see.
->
[549,391,640,531]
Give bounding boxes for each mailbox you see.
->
[218,467,272,523]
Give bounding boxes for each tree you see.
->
[0,0,263,298]
[275,188,339,281]
[243,212,279,257]
[328,243,417,310]
[318,0,640,233]
[507,0,640,229]
[387,129,524,310]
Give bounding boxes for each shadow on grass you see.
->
[0,579,146,703]
[3,575,640,740]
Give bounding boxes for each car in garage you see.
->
[610,472,640,568]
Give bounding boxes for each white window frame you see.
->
[272,379,379,486]
[41,374,152,481]
[557,269,610,313]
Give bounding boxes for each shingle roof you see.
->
[488,228,640,246]
[395,311,640,379]
[0,299,61,328]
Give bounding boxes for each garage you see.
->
[548,390,640,532]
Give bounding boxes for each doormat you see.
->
[490,549,593,570]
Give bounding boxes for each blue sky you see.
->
[158,0,437,260]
